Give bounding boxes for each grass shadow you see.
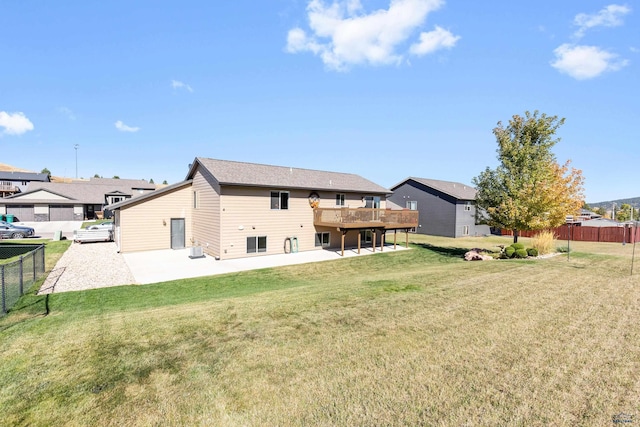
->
[414,243,470,258]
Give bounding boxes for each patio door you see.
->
[364,196,381,221]
[170,218,185,249]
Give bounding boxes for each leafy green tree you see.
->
[473,111,584,243]
[41,167,51,176]
[149,178,155,184]
[595,207,607,217]
[616,203,632,222]
[162,180,168,185]
[94,173,101,178]
[113,175,120,179]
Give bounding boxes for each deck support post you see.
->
[341,229,346,256]
[372,229,376,253]
[394,229,397,249]
[405,229,409,248]
[357,230,361,254]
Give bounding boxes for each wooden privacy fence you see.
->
[501,225,640,244]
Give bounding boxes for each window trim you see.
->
[407,200,417,210]
[247,236,267,253]
[315,231,331,247]
[336,193,345,206]
[193,190,198,209]
[464,202,472,211]
[270,191,290,210]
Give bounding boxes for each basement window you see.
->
[247,236,267,253]
[315,232,330,247]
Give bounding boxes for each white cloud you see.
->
[115,120,140,133]
[286,0,457,71]
[409,25,460,56]
[171,80,194,93]
[0,111,34,135]
[573,4,631,38]
[551,44,628,80]
[57,106,76,120]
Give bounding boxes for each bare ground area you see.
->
[38,242,137,294]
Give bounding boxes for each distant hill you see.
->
[0,163,34,173]
[588,197,640,209]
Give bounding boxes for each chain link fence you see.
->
[1,244,46,316]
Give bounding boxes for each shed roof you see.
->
[391,177,478,201]
[577,218,622,227]
[188,157,390,194]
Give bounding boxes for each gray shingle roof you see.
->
[10,178,156,204]
[392,177,478,200]
[108,180,193,210]
[190,158,390,194]
[0,171,50,182]
[89,177,155,189]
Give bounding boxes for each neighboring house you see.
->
[388,177,490,238]
[109,158,418,259]
[0,177,156,221]
[0,171,50,197]
[575,217,621,227]
[568,209,602,222]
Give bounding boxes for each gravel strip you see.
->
[38,242,137,294]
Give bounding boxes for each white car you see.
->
[87,221,114,231]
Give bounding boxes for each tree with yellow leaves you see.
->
[473,111,584,243]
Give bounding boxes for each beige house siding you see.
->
[116,185,193,253]
[217,187,386,260]
[191,167,221,258]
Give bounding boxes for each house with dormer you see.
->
[0,177,156,221]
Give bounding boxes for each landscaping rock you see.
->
[464,249,493,261]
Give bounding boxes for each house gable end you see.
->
[404,179,459,205]
[5,189,74,201]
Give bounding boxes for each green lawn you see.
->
[1,234,639,426]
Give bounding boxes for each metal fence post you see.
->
[19,255,24,296]
[33,250,37,281]
[1,265,5,315]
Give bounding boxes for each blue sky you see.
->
[1,1,638,203]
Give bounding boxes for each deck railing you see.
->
[313,208,418,229]
[0,182,18,193]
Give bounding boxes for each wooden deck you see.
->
[0,182,19,197]
[313,208,418,230]
[314,208,419,256]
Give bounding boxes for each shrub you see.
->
[531,230,556,255]
[514,248,528,258]
[557,246,571,253]
[505,246,516,258]
[512,242,525,250]
[527,248,539,257]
